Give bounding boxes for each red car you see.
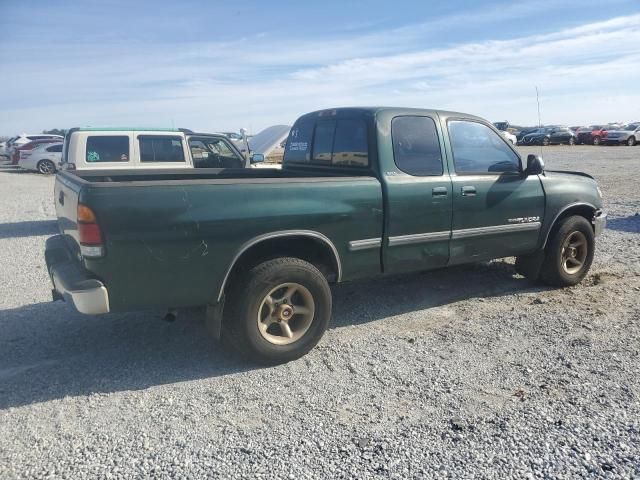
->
[590,125,620,145]
[11,138,63,165]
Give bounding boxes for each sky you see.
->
[1,0,639,135]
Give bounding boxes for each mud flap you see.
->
[205,298,225,341]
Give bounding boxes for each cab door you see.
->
[382,115,453,274]
[444,119,544,264]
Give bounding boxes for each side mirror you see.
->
[526,154,544,175]
[250,153,264,164]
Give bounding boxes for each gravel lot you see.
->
[1,146,639,479]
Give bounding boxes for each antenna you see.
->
[535,86,542,127]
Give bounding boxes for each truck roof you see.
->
[71,127,191,132]
[294,107,485,123]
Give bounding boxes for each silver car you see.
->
[604,123,640,146]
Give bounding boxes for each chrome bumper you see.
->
[45,235,110,315]
[593,210,607,237]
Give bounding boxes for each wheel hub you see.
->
[276,304,293,321]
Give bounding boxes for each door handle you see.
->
[461,186,477,196]
[58,191,64,205]
[432,187,448,197]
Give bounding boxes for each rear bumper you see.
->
[45,235,110,314]
[593,210,607,237]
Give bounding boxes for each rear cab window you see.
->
[284,116,369,168]
[391,116,443,176]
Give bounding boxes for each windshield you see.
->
[621,124,639,131]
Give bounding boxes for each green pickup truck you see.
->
[45,107,606,364]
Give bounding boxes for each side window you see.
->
[188,137,243,168]
[86,136,129,163]
[392,116,443,176]
[47,144,62,152]
[138,135,185,163]
[332,119,368,167]
[312,121,335,163]
[284,122,313,163]
[449,121,520,174]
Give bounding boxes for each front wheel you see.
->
[627,136,636,146]
[592,136,601,145]
[539,215,595,287]
[542,137,550,146]
[37,159,56,175]
[223,257,332,364]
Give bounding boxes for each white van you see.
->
[60,128,264,171]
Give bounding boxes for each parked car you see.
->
[45,107,606,364]
[576,126,597,145]
[602,123,640,146]
[12,138,65,165]
[59,128,261,170]
[7,134,63,158]
[18,142,62,174]
[516,127,540,142]
[590,125,620,145]
[520,126,576,146]
[0,140,8,159]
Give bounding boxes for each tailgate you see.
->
[54,172,82,255]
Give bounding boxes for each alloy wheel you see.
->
[560,231,588,275]
[257,282,315,345]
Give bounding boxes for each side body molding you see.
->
[216,230,342,302]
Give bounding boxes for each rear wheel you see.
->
[37,159,56,175]
[542,137,550,146]
[539,215,594,287]
[592,136,601,145]
[223,257,332,364]
[627,136,636,146]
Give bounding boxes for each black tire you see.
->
[542,137,550,146]
[627,136,636,146]
[592,136,601,145]
[539,215,594,287]
[37,159,56,175]
[223,257,332,364]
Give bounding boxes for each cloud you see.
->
[1,9,639,133]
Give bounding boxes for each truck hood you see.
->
[544,169,595,181]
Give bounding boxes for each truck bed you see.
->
[54,168,383,311]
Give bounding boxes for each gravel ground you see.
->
[0,146,639,479]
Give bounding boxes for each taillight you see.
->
[77,204,104,257]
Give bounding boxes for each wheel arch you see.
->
[217,230,342,302]
[541,202,597,248]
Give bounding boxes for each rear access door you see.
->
[381,114,453,274]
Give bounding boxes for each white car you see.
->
[18,142,62,174]
[59,128,264,171]
[0,140,8,159]
[501,130,517,145]
[7,134,63,159]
